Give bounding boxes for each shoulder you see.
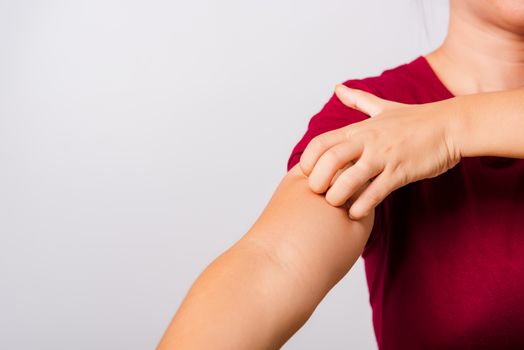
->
[307,57,422,128]
[341,57,425,103]
[286,56,424,172]
[285,59,424,252]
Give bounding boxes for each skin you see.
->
[157,1,524,348]
[301,84,524,220]
[301,0,524,220]
[157,164,374,349]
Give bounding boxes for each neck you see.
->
[425,5,524,96]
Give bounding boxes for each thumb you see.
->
[335,84,391,117]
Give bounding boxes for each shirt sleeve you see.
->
[285,78,385,255]
[287,79,377,171]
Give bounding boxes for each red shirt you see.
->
[286,56,524,349]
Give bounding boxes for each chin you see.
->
[457,0,524,34]
[491,0,524,33]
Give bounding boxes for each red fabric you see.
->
[286,56,524,349]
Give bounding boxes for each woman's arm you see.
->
[156,164,374,350]
[296,85,524,222]
[450,87,524,158]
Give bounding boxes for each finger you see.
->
[335,84,389,117]
[307,141,363,194]
[299,129,347,176]
[329,160,354,187]
[340,173,370,209]
[325,156,383,207]
[348,165,399,220]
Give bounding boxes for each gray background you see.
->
[0,1,448,349]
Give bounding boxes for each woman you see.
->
[157,1,524,349]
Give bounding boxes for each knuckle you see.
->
[310,134,327,150]
[367,187,383,205]
[395,165,409,186]
[344,126,356,140]
[351,127,362,138]
[338,172,356,190]
[383,144,394,155]
[369,128,381,140]
[356,159,374,175]
[324,146,344,164]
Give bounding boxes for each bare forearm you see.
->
[156,236,319,350]
[452,88,524,158]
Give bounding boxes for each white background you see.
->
[0,1,448,349]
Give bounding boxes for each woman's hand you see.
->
[299,84,463,220]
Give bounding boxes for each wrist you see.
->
[444,96,471,160]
